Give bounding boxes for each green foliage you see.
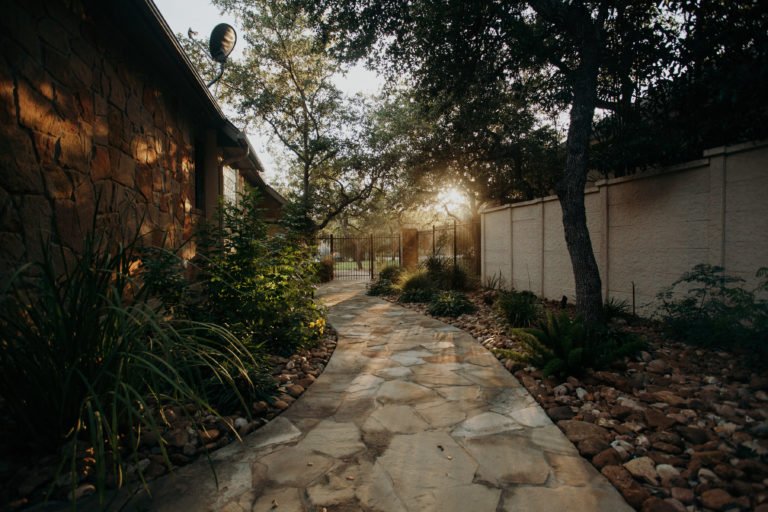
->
[194,190,325,357]
[421,255,472,291]
[185,0,390,233]
[397,269,434,293]
[483,272,507,291]
[0,230,260,505]
[139,245,189,314]
[602,297,631,322]
[514,312,645,378]
[366,278,396,296]
[315,256,335,283]
[495,290,541,327]
[377,264,402,282]
[656,264,768,352]
[427,291,476,317]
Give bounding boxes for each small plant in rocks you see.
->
[427,291,476,317]
[656,264,768,354]
[512,311,645,378]
[495,289,541,327]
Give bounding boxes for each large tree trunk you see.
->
[557,59,603,324]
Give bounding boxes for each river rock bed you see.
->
[395,291,768,512]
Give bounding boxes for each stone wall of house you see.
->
[0,0,201,275]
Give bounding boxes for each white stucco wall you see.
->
[481,208,513,287]
[481,141,768,315]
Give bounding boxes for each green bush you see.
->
[602,297,631,322]
[378,264,402,282]
[427,291,476,317]
[367,278,397,296]
[656,264,768,351]
[513,312,645,378]
[0,230,261,505]
[194,190,325,356]
[398,269,434,293]
[495,290,541,327]
[398,288,437,303]
[421,256,471,291]
[138,244,189,314]
[315,256,335,283]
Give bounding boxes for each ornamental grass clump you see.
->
[0,228,260,507]
[397,269,437,303]
[495,289,541,327]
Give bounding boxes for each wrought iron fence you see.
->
[316,233,401,281]
[416,220,481,276]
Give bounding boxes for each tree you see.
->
[307,0,683,321]
[591,1,768,175]
[182,0,387,235]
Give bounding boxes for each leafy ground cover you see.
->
[0,190,331,510]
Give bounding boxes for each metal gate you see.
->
[316,233,401,280]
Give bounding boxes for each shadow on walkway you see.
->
[133,281,632,511]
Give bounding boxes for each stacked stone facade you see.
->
[0,0,204,275]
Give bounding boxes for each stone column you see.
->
[401,228,419,270]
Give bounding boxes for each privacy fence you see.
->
[481,141,768,315]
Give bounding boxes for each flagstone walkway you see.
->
[142,281,632,511]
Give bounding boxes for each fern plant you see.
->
[513,311,645,377]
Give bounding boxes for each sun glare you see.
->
[437,187,465,211]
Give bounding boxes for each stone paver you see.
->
[136,281,632,511]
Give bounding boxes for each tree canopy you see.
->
[305,0,767,321]
[182,0,392,234]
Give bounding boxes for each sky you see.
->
[153,0,383,181]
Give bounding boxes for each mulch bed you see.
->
[392,290,768,512]
[0,330,338,511]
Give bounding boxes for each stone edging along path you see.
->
[134,281,632,511]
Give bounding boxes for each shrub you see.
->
[427,291,476,317]
[447,262,472,291]
[602,297,631,322]
[656,264,768,350]
[398,288,437,303]
[398,269,434,293]
[377,264,402,282]
[366,278,396,296]
[513,312,645,378]
[315,256,334,283]
[0,230,261,505]
[495,290,541,327]
[138,245,189,314]
[194,190,325,356]
[483,272,507,291]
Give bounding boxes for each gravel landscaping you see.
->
[395,291,768,512]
